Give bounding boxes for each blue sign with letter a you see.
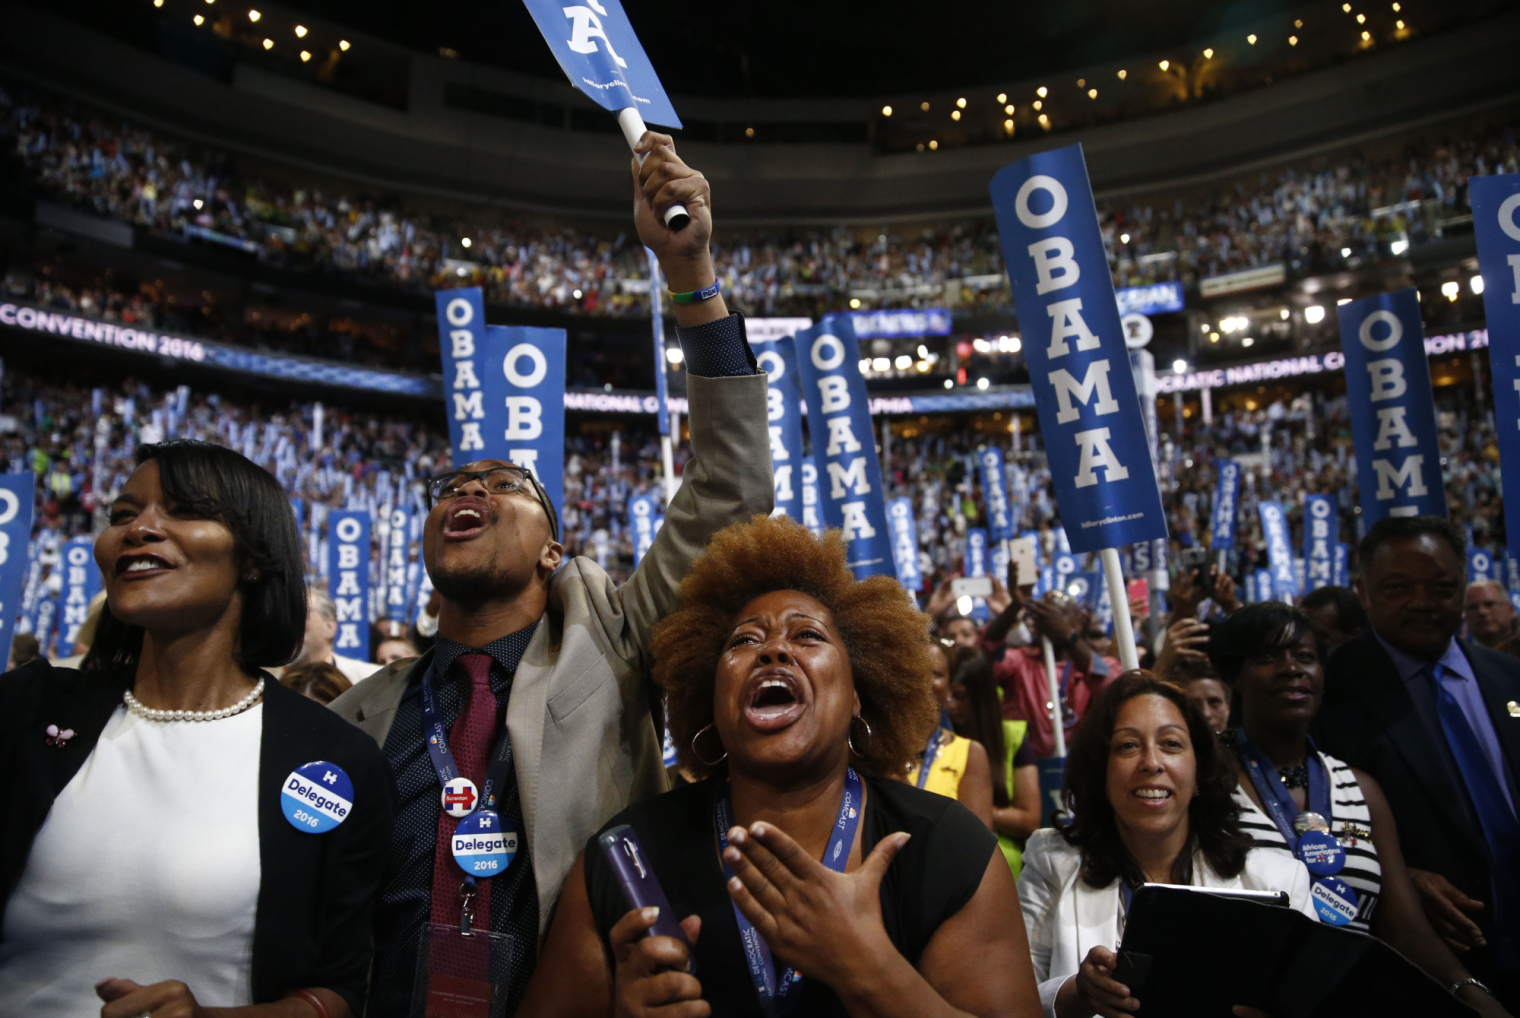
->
[794,315,894,579]
[520,0,682,128]
[1470,175,1520,566]
[0,474,34,658]
[752,337,806,522]
[887,497,923,591]
[1336,290,1446,524]
[989,143,1166,554]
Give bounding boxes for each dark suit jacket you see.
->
[0,659,395,1014]
[1316,630,1520,964]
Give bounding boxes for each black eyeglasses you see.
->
[427,465,559,542]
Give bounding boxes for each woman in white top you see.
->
[0,440,393,1018]
[1209,602,1510,1018]
[1018,671,1315,1018]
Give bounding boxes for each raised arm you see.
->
[616,133,774,659]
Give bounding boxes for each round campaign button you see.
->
[1310,876,1360,926]
[1292,811,1330,835]
[452,810,518,877]
[1295,830,1347,876]
[441,777,479,818]
[281,761,354,834]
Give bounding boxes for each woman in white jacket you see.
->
[1018,672,1316,1018]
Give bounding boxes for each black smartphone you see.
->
[596,824,696,974]
[1178,547,1215,596]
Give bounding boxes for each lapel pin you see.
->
[44,724,75,748]
[1507,701,1520,718]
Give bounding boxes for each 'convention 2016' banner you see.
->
[628,491,660,566]
[989,143,1167,554]
[1469,174,1520,565]
[1211,460,1241,551]
[0,474,34,656]
[436,287,568,510]
[1258,502,1299,601]
[59,534,101,656]
[752,336,806,521]
[520,0,681,127]
[1303,495,1336,591]
[794,315,894,578]
[978,445,1015,541]
[1337,290,1446,523]
[327,510,371,662]
[887,497,922,591]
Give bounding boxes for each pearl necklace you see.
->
[123,677,266,722]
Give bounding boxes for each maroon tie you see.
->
[429,653,498,927]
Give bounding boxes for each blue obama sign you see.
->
[628,491,660,566]
[1258,502,1300,601]
[1337,291,1446,523]
[59,535,101,655]
[964,528,990,621]
[794,315,894,578]
[1303,495,1336,591]
[1211,460,1241,551]
[1470,175,1520,564]
[978,446,1015,541]
[752,337,806,521]
[887,497,923,591]
[520,0,681,128]
[326,511,371,662]
[990,144,1167,554]
[0,475,34,657]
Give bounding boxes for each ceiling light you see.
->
[873,357,891,371]
[1304,305,1325,323]
[1471,275,1485,295]
[153,0,163,7]
[1392,2,1400,9]
[928,140,938,150]
[1340,247,1352,257]
[1442,281,1460,300]
[193,12,204,23]
[944,379,954,389]
[745,126,754,137]
[1077,78,1086,87]
[956,97,966,108]
[1038,114,1050,128]
[1037,86,1048,97]
[461,237,472,248]
[920,101,930,111]
[1204,47,1214,58]
[1159,60,1170,71]
[1120,233,1131,243]
[895,355,913,370]
[300,50,311,61]
[1033,100,1042,110]
[973,338,992,353]
[1201,323,1211,332]
[977,377,990,390]
[916,360,930,372]
[294,24,307,36]
[1242,337,1255,347]
[1004,103,1014,114]
[1289,35,1298,45]
[881,105,892,116]
[1361,29,1370,40]
[262,37,273,48]
[859,359,872,374]
[1088,88,1097,99]
[1280,309,1290,319]
[1247,33,1257,43]
[1209,332,1220,342]
[1343,3,1352,11]
[917,345,930,359]
[997,92,1007,103]
[666,347,684,364]
[1356,12,1366,22]
[850,297,862,308]
[1118,69,1128,79]
[1396,19,1405,29]
[193,198,204,209]
[572,289,583,299]
[339,39,350,50]
[1296,18,1304,26]
[1004,118,1015,132]
[1172,359,1188,374]
[951,110,961,121]
[248,8,260,20]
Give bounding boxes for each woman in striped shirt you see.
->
[1208,603,1508,1018]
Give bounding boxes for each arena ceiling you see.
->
[257,0,1318,99]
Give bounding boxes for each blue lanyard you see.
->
[1235,732,1330,853]
[715,768,864,1016]
[916,730,942,790]
[420,657,516,815]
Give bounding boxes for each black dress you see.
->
[584,773,996,1017]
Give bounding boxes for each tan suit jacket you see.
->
[329,372,772,939]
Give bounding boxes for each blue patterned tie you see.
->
[1429,664,1520,968]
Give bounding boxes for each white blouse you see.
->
[0,704,263,1016]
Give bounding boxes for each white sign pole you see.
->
[1101,547,1141,672]
[1042,635,1066,758]
[617,108,689,229]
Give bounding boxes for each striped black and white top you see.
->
[1232,747,1383,930]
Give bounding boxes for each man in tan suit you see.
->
[332,134,772,1016]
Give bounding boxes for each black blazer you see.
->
[0,659,395,1015]
[1316,631,1520,962]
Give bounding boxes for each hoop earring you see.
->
[848,714,872,757]
[691,724,727,767]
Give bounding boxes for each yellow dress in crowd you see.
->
[906,723,1031,878]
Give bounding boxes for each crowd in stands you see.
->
[4,75,1519,332]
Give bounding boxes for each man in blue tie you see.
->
[1319,516,1520,1012]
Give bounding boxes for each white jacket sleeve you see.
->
[1018,830,1077,1018]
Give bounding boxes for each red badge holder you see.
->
[410,884,513,1018]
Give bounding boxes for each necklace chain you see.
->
[123,677,265,722]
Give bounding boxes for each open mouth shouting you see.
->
[742,668,808,733]
[116,552,173,579]
[442,497,492,541]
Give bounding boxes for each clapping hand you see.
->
[722,821,908,989]
[609,908,707,1018]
